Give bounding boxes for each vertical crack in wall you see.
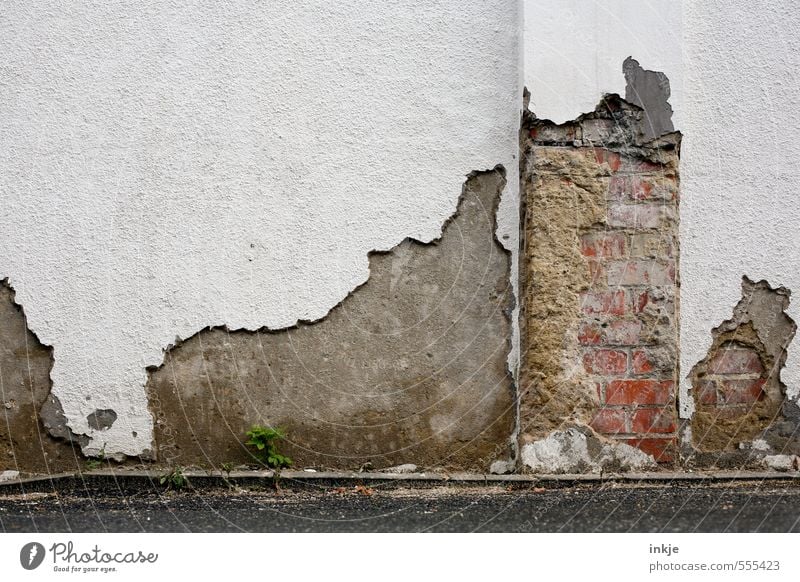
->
[0,279,83,473]
[518,87,681,472]
[146,168,516,472]
[686,276,798,468]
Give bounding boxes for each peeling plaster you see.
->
[680,0,800,419]
[623,57,675,141]
[147,169,516,471]
[0,2,522,457]
[0,280,81,473]
[523,1,683,128]
[686,277,797,458]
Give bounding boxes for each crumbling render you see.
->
[518,82,681,471]
[146,168,517,472]
[521,425,655,474]
[686,277,798,468]
[0,280,81,473]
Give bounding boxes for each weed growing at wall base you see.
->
[245,425,292,469]
[159,466,187,490]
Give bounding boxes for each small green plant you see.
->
[245,425,292,470]
[159,466,187,490]
[85,446,106,471]
[220,462,234,478]
[85,458,102,471]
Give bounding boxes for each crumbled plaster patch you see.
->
[520,427,656,474]
[381,464,418,474]
[763,455,799,472]
[0,470,20,482]
[489,459,514,475]
[147,168,516,472]
[687,277,796,454]
[39,395,89,449]
[518,125,610,440]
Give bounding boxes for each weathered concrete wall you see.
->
[518,94,680,472]
[4,1,800,475]
[147,170,516,472]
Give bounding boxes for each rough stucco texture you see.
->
[680,0,800,421]
[147,170,515,472]
[523,0,683,128]
[0,2,521,457]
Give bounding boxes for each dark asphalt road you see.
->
[2,480,800,533]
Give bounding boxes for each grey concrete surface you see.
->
[1,476,799,533]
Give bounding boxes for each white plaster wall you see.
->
[0,1,521,456]
[680,0,800,414]
[524,0,683,128]
[524,0,800,418]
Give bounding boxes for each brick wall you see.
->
[519,95,681,465]
[581,148,679,462]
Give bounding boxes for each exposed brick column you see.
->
[519,95,681,466]
[582,146,679,462]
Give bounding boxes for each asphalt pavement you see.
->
[1,477,799,533]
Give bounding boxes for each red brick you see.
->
[633,290,650,314]
[626,437,675,463]
[708,347,763,375]
[580,232,626,258]
[607,176,628,200]
[605,319,642,345]
[630,176,677,201]
[578,322,603,345]
[632,349,654,374]
[588,148,621,172]
[607,260,675,286]
[631,407,676,434]
[580,290,626,316]
[606,379,673,405]
[718,378,766,405]
[587,260,606,285]
[583,349,628,375]
[590,408,628,435]
[697,380,717,405]
[607,204,665,229]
